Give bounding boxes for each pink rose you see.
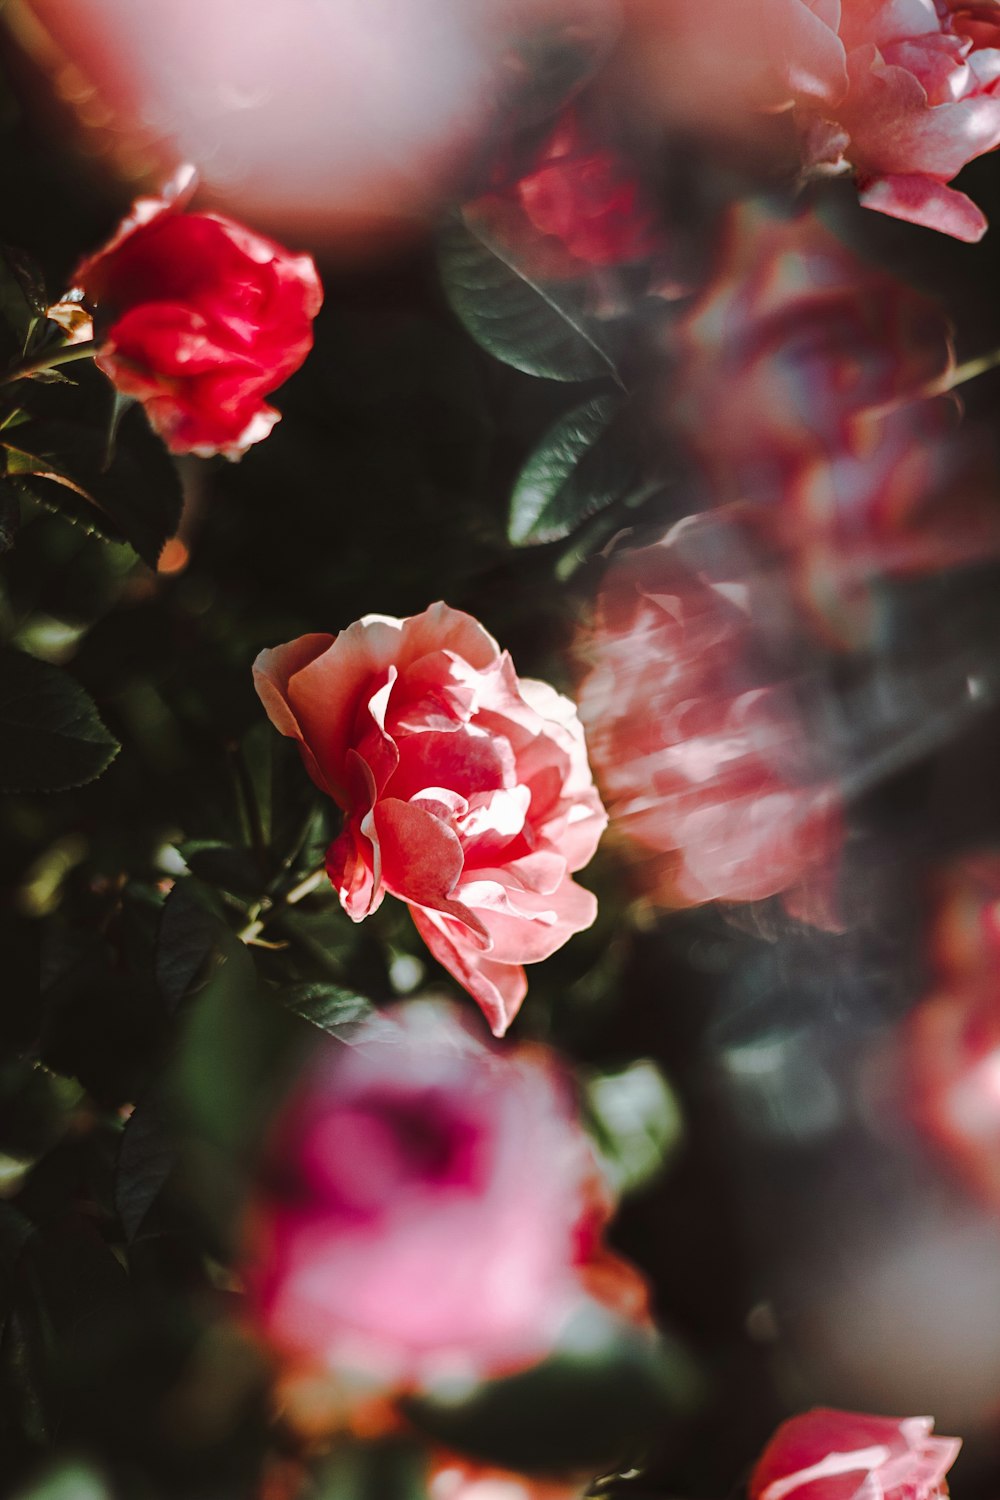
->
[73,172,323,458]
[253,603,607,1037]
[242,1000,628,1388]
[673,205,953,504]
[750,1409,961,1500]
[798,0,1000,240]
[576,516,841,925]
[670,205,1000,642]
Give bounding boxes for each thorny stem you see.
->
[237,866,327,944]
[0,340,98,384]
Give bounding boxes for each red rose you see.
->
[73,173,323,458]
[576,515,841,925]
[253,603,607,1036]
[514,110,660,268]
[242,1000,636,1388]
[750,1409,960,1500]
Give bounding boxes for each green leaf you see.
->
[0,648,119,793]
[509,391,647,544]
[438,216,619,383]
[406,1303,699,1474]
[0,245,46,360]
[172,931,299,1160]
[115,1093,176,1242]
[4,403,182,568]
[0,474,21,552]
[177,839,264,897]
[155,880,222,1012]
[280,982,374,1040]
[586,1060,683,1197]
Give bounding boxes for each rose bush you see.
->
[576,517,841,924]
[241,1000,632,1389]
[254,602,607,1036]
[750,1409,961,1500]
[73,174,323,457]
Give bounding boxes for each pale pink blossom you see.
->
[242,1001,632,1389]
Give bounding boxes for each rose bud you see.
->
[72,171,323,458]
[798,0,1000,242]
[253,603,607,1037]
[750,1409,961,1500]
[576,515,841,926]
[241,1000,639,1392]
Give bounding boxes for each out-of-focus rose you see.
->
[24,0,620,241]
[613,0,848,141]
[576,515,841,925]
[797,0,1000,242]
[242,1000,633,1390]
[906,854,1000,1211]
[785,396,1000,643]
[72,174,322,458]
[253,603,606,1037]
[669,205,1000,643]
[513,109,659,268]
[673,205,954,502]
[750,1409,961,1500]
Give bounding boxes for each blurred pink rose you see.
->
[799,0,1000,241]
[73,174,322,457]
[242,1001,627,1389]
[750,1409,960,1500]
[254,603,606,1037]
[576,516,841,924]
[670,205,1000,643]
[25,0,619,241]
[906,855,1000,1212]
[673,205,953,502]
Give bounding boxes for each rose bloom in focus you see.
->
[799,0,1000,241]
[73,173,323,458]
[906,853,1000,1213]
[750,1408,960,1500]
[254,602,607,1036]
[576,515,841,926]
[242,1000,638,1391]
